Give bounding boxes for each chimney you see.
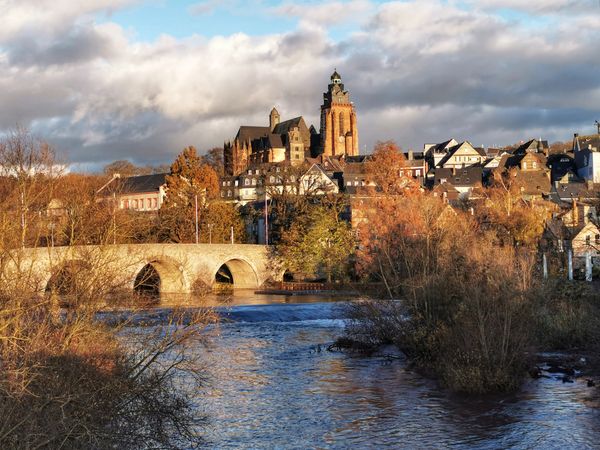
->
[408,149,414,161]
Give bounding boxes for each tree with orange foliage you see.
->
[480,168,551,248]
[164,146,219,205]
[158,146,244,243]
[365,140,416,195]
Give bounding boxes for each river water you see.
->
[148,294,600,449]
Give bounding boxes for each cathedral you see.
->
[224,70,359,176]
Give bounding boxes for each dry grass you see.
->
[0,253,217,449]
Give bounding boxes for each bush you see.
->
[533,280,600,351]
[348,193,539,394]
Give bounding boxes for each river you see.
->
[140,294,600,449]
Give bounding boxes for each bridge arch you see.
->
[213,258,259,289]
[45,259,92,296]
[132,256,188,294]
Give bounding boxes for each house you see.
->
[97,173,167,211]
[496,141,551,200]
[424,138,458,168]
[514,139,549,156]
[543,202,600,267]
[548,179,600,205]
[573,132,600,183]
[402,150,427,180]
[437,141,486,169]
[432,182,460,202]
[298,164,339,195]
[342,160,374,194]
[219,162,339,206]
[547,152,577,183]
[433,166,483,201]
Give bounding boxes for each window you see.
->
[532,162,537,169]
[295,154,300,159]
[346,181,351,186]
[290,176,295,182]
[586,235,591,246]
[221,192,224,198]
[222,181,226,186]
[354,181,359,186]
[270,176,275,183]
[134,200,138,209]
[153,198,158,208]
[147,198,152,208]
[124,200,129,209]
[252,178,257,185]
[245,179,250,186]
[399,170,404,176]
[227,190,232,197]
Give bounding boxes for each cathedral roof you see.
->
[235,126,270,143]
[331,69,341,80]
[272,116,305,135]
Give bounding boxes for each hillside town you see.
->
[97,71,600,276]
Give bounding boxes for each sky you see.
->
[1,0,600,170]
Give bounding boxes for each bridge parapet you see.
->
[14,243,278,295]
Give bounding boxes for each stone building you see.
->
[223,70,360,176]
[319,70,359,157]
[97,173,167,211]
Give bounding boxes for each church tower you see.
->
[269,107,280,131]
[319,70,359,157]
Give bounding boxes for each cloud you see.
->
[270,0,373,26]
[463,0,595,15]
[1,0,600,169]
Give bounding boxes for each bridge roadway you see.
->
[19,243,279,294]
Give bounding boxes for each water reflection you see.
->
[136,295,600,449]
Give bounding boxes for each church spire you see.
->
[331,69,342,84]
[269,106,280,131]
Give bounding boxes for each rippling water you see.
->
[142,295,600,449]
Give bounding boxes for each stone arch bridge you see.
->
[19,244,279,295]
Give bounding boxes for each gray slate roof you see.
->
[117,173,167,194]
